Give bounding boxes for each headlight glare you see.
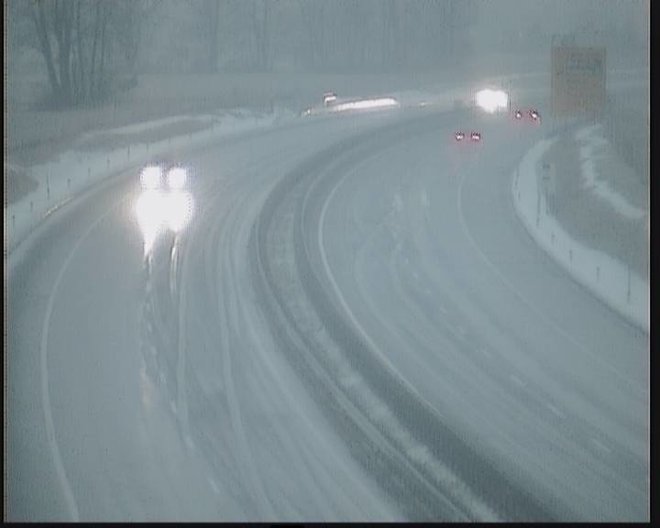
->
[167,167,187,189]
[140,165,163,189]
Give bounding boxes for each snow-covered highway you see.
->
[6,93,648,521]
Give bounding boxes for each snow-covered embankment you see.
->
[511,130,649,334]
[5,109,293,257]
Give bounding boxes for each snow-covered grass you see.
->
[6,71,457,156]
[512,134,649,334]
[4,108,293,255]
[576,124,647,221]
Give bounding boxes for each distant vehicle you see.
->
[454,131,482,142]
[513,108,541,123]
[323,92,338,106]
[139,163,189,190]
[475,88,509,113]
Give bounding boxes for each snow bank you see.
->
[4,78,506,256]
[5,108,294,255]
[511,134,649,334]
[576,124,647,221]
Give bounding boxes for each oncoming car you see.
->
[136,163,195,256]
[139,163,189,190]
[474,88,509,114]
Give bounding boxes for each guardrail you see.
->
[512,133,649,335]
[5,110,284,256]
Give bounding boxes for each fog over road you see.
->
[7,75,648,521]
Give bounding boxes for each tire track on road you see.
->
[250,111,559,520]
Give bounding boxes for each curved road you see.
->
[7,83,649,521]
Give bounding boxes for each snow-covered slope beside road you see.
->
[512,132,649,334]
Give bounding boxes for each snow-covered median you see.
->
[512,133,649,334]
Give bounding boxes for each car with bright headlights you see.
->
[139,163,189,190]
[474,88,509,114]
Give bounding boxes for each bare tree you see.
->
[108,1,152,79]
[29,0,63,103]
[381,0,401,70]
[206,0,220,73]
[335,0,370,71]
[249,0,271,71]
[25,0,151,107]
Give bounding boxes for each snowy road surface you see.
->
[7,98,648,520]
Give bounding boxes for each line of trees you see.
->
[10,0,479,107]
[7,0,648,108]
[12,0,154,107]
[142,0,479,74]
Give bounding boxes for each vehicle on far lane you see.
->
[454,130,482,142]
[513,107,541,123]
